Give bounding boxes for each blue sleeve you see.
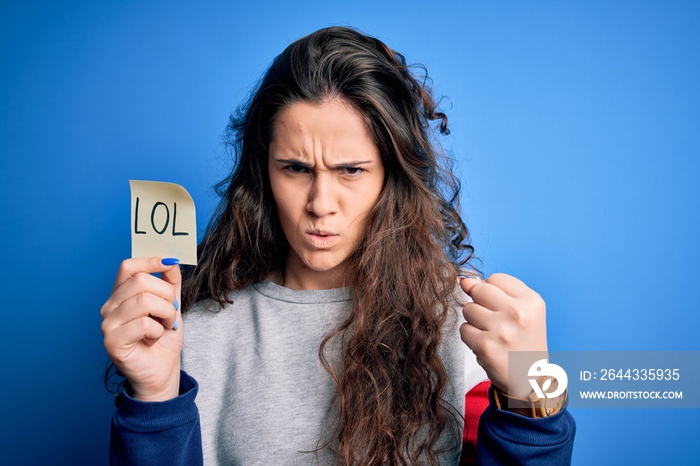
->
[110,371,203,466]
[477,388,576,465]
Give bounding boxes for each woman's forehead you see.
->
[269,99,379,163]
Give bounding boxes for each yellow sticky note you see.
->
[129,180,198,265]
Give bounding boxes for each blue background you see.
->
[1,1,698,464]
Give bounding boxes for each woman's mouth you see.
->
[305,230,338,248]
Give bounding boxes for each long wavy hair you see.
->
[182,26,477,465]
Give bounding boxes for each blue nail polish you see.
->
[161,258,180,266]
[174,299,179,311]
[173,319,179,331]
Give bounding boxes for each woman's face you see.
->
[268,98,385,290]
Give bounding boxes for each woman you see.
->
[102,26,575,465]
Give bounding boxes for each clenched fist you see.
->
[101,257,183,401]
[459,273,549,399]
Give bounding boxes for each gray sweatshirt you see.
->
[182,279,485,465]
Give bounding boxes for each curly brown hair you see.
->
[181,26,477,465]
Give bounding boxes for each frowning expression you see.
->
[268,98,385,290]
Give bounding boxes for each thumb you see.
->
[160,257,182,290]
[161,258,182,330]
[459,277,481,295]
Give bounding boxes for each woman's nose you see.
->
[306,175,338,217]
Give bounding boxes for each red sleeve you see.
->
[460,380,490,465]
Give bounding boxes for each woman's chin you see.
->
[294,250,345,272]
[303,258,345,274]
[284,248,351,287]
[298,255,350,280]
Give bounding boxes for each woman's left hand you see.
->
[459,273,548,398]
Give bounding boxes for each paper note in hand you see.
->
[130,180,198,265]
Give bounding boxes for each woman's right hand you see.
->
[101,257,183,402]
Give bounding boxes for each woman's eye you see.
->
[340,167,363,176]
[284,164,307,174]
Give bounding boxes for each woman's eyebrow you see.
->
[273,157,309,166]
[272,158,374,168]
[329,160,374,168]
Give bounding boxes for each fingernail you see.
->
[457,275,469,280]
[173,319,179,331]
[174,299,179,311]
[161,258,180,266]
